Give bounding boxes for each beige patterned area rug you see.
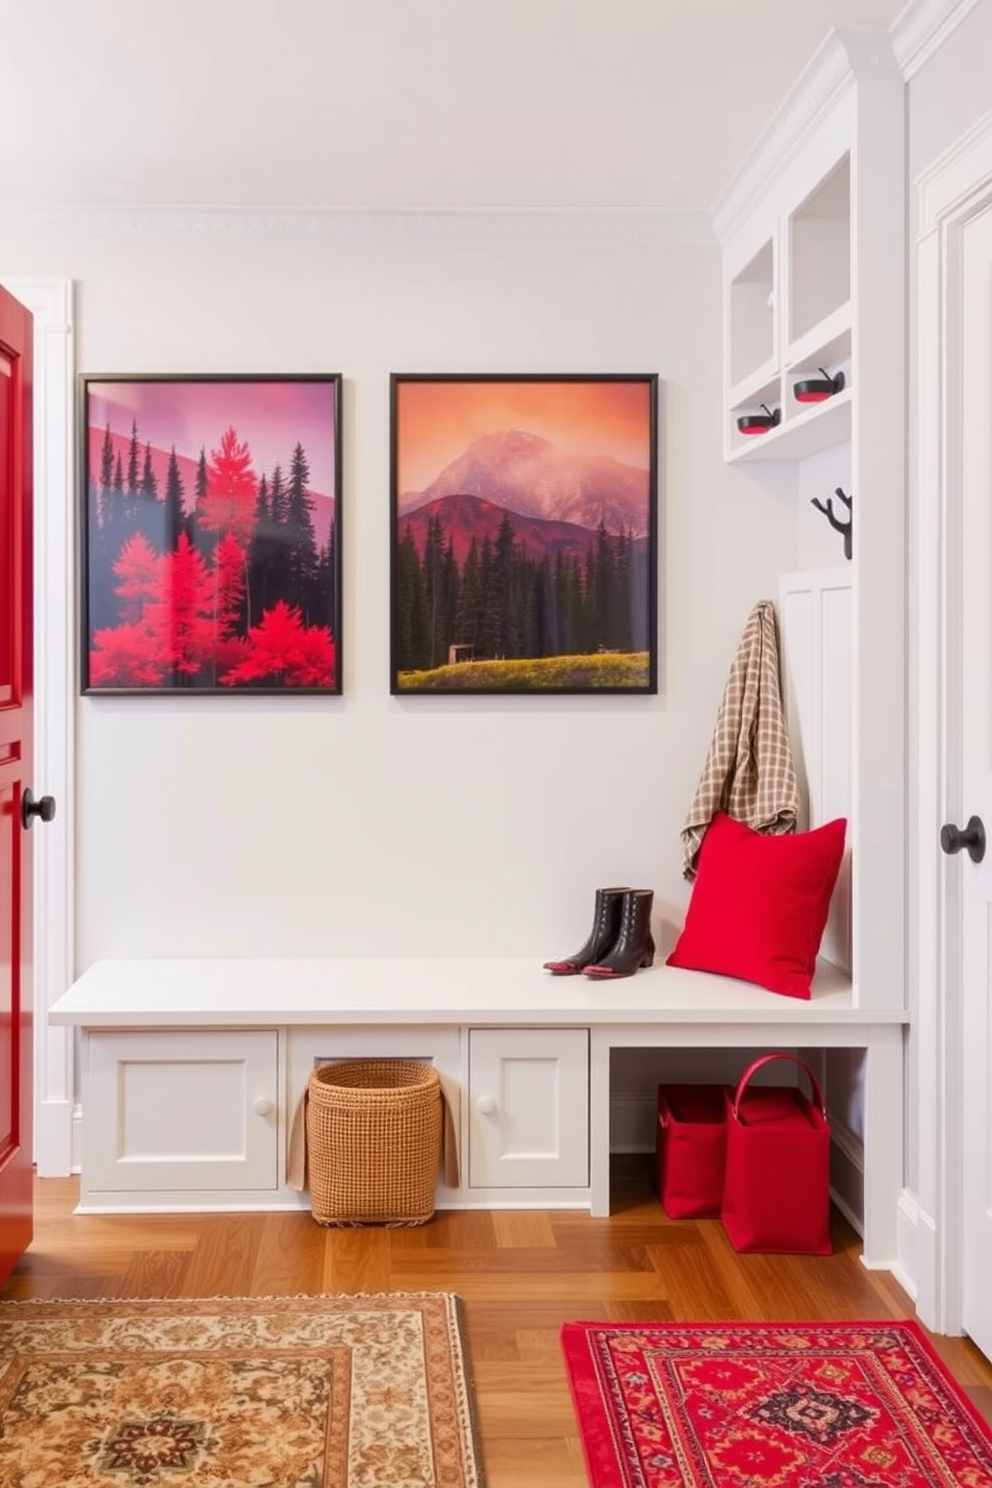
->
[0,1291,483,1487]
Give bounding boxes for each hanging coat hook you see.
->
[810,486,853,560]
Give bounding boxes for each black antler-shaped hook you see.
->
[810,486,853,560]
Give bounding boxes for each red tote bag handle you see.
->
[731,1053,827,1121]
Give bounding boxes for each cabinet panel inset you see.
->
[468,1028,588,1188]
[84,1029,278,1193]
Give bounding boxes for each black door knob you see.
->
[940,815,986,863]
[21,788,56,830]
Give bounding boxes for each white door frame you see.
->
[915,113,992,1336]
[3,278,76,1177]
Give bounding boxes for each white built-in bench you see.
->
[49,956,907,1268]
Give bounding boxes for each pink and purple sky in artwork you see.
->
[87,379,337,495]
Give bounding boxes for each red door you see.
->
[0,284,35,1286]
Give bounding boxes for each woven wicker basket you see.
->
[305,1059,444,1226]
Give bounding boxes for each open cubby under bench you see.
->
[49,957,907,1267]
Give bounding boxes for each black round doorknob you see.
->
[940,815,986,863]
[21,788,56,830]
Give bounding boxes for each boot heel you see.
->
[543,887,629,975]
[583,890,655,979]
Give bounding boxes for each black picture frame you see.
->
[79,374,342,695]
[390,373,658,695]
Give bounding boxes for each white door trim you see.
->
[3,278,75,1176]
[915,115,992,1335]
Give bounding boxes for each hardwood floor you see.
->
[4,1157,992,1487]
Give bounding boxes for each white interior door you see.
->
[959,201,992,1363]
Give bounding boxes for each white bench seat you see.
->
[49,955,906,1268]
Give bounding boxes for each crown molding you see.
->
[891,0,985,80]
[711,28,898,243]
[0,204,715,244]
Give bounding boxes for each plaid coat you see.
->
[680,600,799,880]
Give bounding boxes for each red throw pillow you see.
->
[666,811,847,999]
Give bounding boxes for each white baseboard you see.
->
[34,1099,76,1178]
[894,1188,938,1320]
[829,1117,864,1236]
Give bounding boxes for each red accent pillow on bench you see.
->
[666,811,847,999]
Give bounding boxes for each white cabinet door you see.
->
[84,1030,279,1194]
[468,1028,588,1189]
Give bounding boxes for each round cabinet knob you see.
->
[253,1098,274,1118]
[475,1095,496,1116]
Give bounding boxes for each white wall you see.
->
[0,211,798,969]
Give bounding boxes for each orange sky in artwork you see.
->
[396,379,652,495]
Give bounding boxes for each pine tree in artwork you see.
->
[138,439,166,553]
[324,517,337,632]
[214,531,247,640]
[314,530,335,634]
[614,527,632,651]
[478,534,501,660]
[266,463,290,607]
[439,537,460,664]
[192,445,214,559]
[530,555,554,657]
[581,546,597,654]
[140,441,157,501]
[99,422,115,489]
[595,517,615,650]
[198,426,257,546]
[285,441,320,624]
[492,511,522,658]
[125,418,140,508]
[422,512,446,669]
[164,446,187,550]
[144,531,216,682]
[453,537,483,656]
[220,600,335,688]
[112,532,162,624]
[247,472,274,625]
[394,524,429,672]
[98,423,115,527]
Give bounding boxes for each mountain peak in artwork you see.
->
[400,428,650,537]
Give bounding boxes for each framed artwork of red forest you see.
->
[79,374,342,694]
[390,374,658,694]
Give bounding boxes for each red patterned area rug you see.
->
[561,1319,992,1488]
[0,1291,483,1487]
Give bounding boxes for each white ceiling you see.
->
[0,0,908,214]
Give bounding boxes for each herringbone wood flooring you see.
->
[4,1158,992,1486]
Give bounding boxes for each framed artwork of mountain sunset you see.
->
[79,375,342,694]
[390,374,658,694]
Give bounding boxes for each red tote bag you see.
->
[656,1084,730,1218]
[721,1053,831,1254]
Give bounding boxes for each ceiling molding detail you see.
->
[711,27,896,242]
[891,0,985,79]
[0,205,715,244]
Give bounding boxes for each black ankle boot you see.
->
[583,889,655,978]
[543,887,630,975]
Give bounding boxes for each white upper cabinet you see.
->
[715,29,907,1011]
[716,31,901,469]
